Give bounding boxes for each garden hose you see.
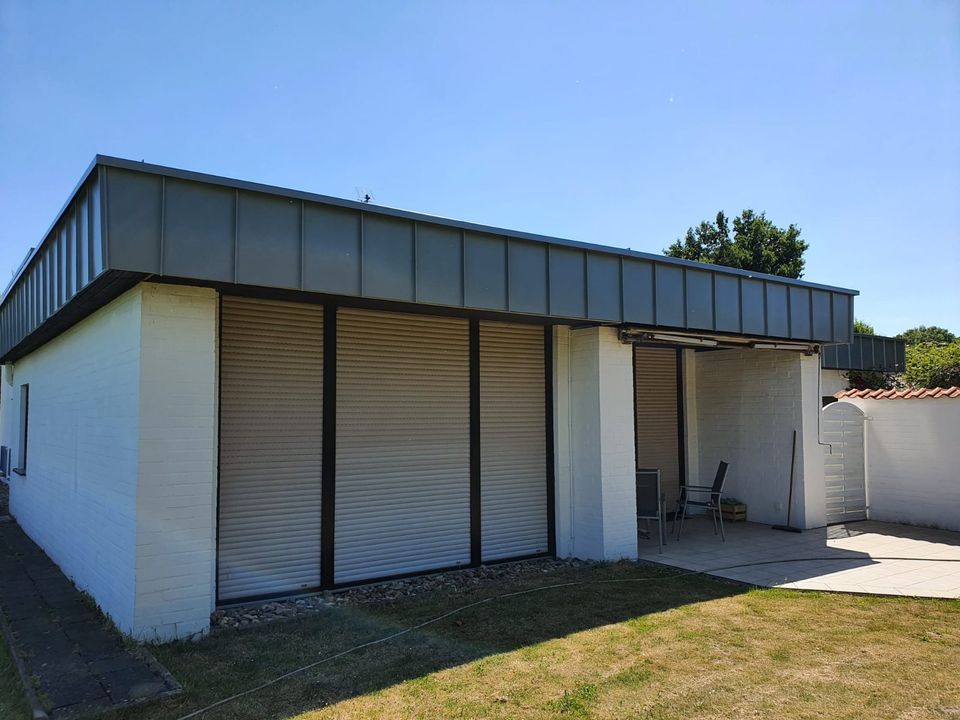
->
[175,555,960,720]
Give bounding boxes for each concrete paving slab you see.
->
[0,521,180,718]
[639,517,960,598]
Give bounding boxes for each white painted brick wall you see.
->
[1,288,143,631]
[552,326,574,557]
[820,368,848,398]
[841,397,960,531]
[596,328,640,558]
[1,282,219,641]
[568,327,604,557]
[555,326,637,560]
[694,348,811,527]
[133,283,217,641]
[799,353,827,528]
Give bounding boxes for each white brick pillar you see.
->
[553,325,637,560]
[798,352,827,529]
[133,283,218,640]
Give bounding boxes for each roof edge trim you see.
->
[91,154,859,296]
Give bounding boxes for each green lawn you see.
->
[3,563,959,719]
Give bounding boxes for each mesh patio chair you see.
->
[636,468,666,553]
[674,461,729,542]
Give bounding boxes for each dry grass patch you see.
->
[23,562,957,720]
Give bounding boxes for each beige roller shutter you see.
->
[480,321,548,561]
[633,346,682,509]
[218,296,323,602]
[335,308,470,584]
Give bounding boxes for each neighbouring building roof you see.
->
[821,333,905,373]
[0,156,859,363]
[835,386,960,400]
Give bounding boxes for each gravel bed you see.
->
[212,557,593,630]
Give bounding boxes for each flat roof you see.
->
[822,333,905,373]
[0,156,858,362]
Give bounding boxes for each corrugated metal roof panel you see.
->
[821,333,906,372]
[0,156,860,361]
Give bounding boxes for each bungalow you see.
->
[0,157,857,641]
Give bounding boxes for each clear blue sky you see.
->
[1,1,957,335]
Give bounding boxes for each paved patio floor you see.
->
[638,516,960,598]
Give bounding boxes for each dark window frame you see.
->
[14,384,28,475]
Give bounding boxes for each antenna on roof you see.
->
[355,187,375,204]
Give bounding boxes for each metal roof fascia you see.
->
[92,155,859,297]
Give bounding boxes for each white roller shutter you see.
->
[633,346,682,509]
[335,308,470,584]
[218,297,324,601]
[480,321,548,561]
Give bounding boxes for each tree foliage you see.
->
[903,341,960,389]
[897,325,956,346]
[665,210,809,279]
[853,319,875,335]
[843,370,894,391]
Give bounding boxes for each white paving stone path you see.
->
[638,517,960,598]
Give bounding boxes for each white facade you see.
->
[2,289,142,632]
[820,368,849,398]
[1,283,217,640]
[2,277,841,641]
[691,348,824,529]
[839,397,960,531]
[134,284,218,640]
[553,325,638,561]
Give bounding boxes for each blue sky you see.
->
[1,1,957,335]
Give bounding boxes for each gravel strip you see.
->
[212,557,594,630]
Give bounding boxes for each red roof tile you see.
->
[834,386,960,400]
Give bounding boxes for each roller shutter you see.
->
[480,322,548,561]
[633,346,682,509]
[218,296,323,602]
[335,308,470,584]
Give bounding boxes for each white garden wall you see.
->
[1,282,219,640]
[840,397,960,531]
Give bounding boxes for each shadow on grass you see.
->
[118,562,748,720]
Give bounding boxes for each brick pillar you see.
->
[553,326,637,560]
[133,283,218,640]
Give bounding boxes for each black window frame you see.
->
[14,384,28,475]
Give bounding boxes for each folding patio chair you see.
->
[674,461,729,542]
[636,468,666,553]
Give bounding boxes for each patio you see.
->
[638,517,960,598]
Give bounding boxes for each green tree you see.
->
[903,341,960,389]
[897,325,956,346]
[853,319,875,335]
[665,210,809,278]
[663,211,738,268]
